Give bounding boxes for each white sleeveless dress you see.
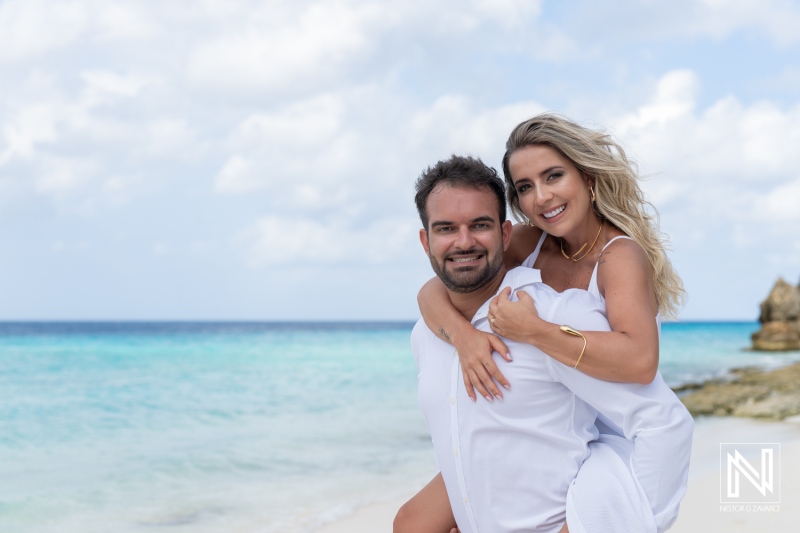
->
[522,231,663,330]
[524,232,662,533]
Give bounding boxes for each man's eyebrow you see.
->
[430,216,495,228]
[430,220,454,228]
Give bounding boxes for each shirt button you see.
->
[450,397,456,404]
[453,448,459,457]
[463,496,469,503]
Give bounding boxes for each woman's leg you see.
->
[393,472,458,533]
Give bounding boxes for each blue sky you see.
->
[1,0,799,320]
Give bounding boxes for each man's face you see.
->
[420,184,512,293]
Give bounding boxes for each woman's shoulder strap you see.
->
[600,235,635,252]
[521,231,548,269]
[588,235,636,300]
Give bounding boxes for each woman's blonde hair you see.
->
[501,113,686,318]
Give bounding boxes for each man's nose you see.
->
[454,226,476,249]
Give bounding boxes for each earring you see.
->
[525,218,536,228]
[589,185,596,203]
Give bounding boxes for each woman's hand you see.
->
[453,327,512,403]
[488,287,543,343]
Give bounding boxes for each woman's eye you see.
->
[547,172,563,181]
[517,184,531,193]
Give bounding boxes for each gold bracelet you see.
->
[560,325,587,369]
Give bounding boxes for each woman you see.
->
[394,113,686,533]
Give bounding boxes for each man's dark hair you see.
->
[414,155,506,229]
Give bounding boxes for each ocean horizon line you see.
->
[0,318,759,325]
[0,319,761,336]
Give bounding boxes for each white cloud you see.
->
[245,214,418,266]
[35,159,95,194]
[1,69,155,168]
[187,2,375,92]
[572,0,800,47]
[409,95,547,158]
[29,155,109,215]
[185,0,554,95]
[609,69,800,248]
[739,101,800,172]
[693,0,800,46]
[213,89,546,234]
[212,93,352,196]
[755,178,800,222]
[215,65,800,272]
[232,94,343,146]
[81,70,149,99]
[473,0,542,22]
[100,174,149,207]
[93,2,156,41]
[214,155,254,193]
[615,70,699,130]
[0,0,88,60]
[0,0,155,61]
[142,118,196,157]
[2,0,800,319]
[0,104,59,163]
[0,60,197,213]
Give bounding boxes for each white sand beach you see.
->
[669,416,800,532]
[314,416,800,533]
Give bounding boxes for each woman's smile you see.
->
[541,204,566,221]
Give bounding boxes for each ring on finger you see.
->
[490,315,496,325]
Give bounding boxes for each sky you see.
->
[1,0,799,321]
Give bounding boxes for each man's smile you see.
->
[446,252,485,267]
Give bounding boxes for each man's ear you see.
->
[501,220,513,251]
[419,228,430,255]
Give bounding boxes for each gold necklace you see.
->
[561,220,603,262]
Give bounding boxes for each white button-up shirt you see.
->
[412,267,693,533]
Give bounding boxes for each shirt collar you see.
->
[472,267,543,324]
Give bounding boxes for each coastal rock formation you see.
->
[751,277,800,351]
[679,362,800,420]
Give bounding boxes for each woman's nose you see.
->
[533,186,552,205]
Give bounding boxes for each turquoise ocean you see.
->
[2,321,800,532]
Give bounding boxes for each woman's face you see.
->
[508,144,594,237]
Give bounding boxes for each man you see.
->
[396,155,693,533]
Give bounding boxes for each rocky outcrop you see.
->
[751,277,800,351]
[679,363,800,420]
